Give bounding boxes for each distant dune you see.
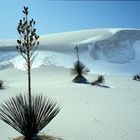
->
[0,28,140,75]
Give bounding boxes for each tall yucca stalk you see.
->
[72,46,89,76]
[71,46,89,84]
[16,6,39,110]
[0,7,60,140]
[74,46,80,62]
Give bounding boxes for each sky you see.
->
[0,0,140,39]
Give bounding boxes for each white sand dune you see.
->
[0,28,140,75]
[0,28,140,140]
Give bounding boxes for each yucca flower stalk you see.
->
[72,46,89,76]
[16,6,39,110]
[0,6,60,140]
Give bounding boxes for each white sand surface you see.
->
[0,65,140,140]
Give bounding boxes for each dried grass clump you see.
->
[91,75,105,85]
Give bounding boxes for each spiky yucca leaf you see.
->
[0,94,60,139]
[71,61,89,76]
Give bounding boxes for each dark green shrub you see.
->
[98,75,105,84]
[71,46,89,84]
[133,74,140,81]
[91,75,105,85]
[0,80,4,89]
[71,61,89,76]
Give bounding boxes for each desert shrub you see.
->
[97,75,105,83]
[0,94,60,140]
[0,80,4,89]
[71,46,89,84]
[91,75,105,85]
[71,61,89,76]
[133,74,140,81]
[71,61,89,84]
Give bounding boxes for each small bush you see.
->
[98,75,105,84]
[71,61,89,76]
[71,61,89,84]
[0,80,4,89]
[91,75,105,85]
[133,74,140,81]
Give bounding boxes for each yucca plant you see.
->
[0,6,60,140]
[71,46,89,83]
[0,94,60,140]
[71,60,89,76]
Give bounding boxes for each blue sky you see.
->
[0,0,140,39]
